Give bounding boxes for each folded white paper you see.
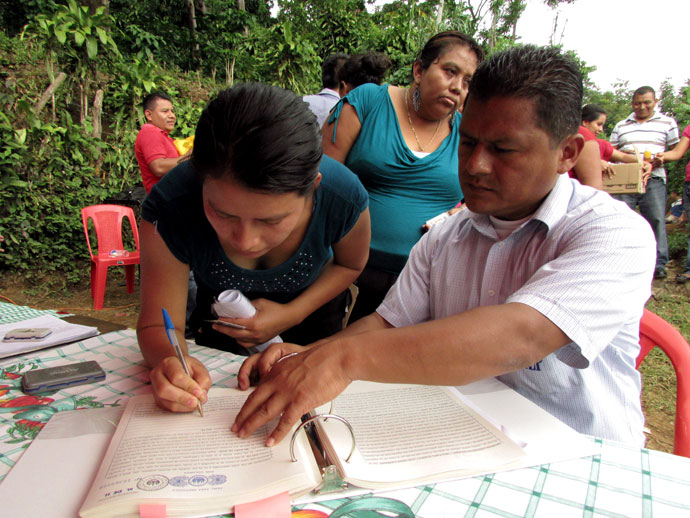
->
[212,289,282,353]
[0,315,98,359]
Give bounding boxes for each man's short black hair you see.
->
[192,83,322,196]
[142,91,172,112]
[468,45,582,146]
[321,53,349,89]
[633,86,656,98]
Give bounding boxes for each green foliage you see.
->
[0,0,59,36]
[1,0,689,282]
[262,21,321,92]
[0,100,116,281]
[33,0,120,77]
[0,30,210,280]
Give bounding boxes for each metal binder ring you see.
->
[289,414,356,463]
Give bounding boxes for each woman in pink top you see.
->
[581,104,651,176]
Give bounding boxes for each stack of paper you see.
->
[0,314,99,359]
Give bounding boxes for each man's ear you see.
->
[557,133,585,174]
[144,109,153,123]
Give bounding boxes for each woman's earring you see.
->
[412,87,421,113]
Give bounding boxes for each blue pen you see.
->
[162,308,204,417]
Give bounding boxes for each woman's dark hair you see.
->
[322,52,349,89]
[343,51,392,88]
[582,104,607,123]
[415,31,484,73]
[192,83,322,196]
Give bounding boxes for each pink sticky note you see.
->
[234,491,291,518]
[139,503,166,518]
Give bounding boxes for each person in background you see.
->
[656,123,690,283]
[303,53,349,127]
[135,91,189,194]
[666,193,686,223]
[323,31,483,322]
[232,45,656,449]
[581,104,651,180]
[135,91,196,335]
[340,51,392,93]
[137,83,370,413]
[570,121,604,189]
[610,87,680,280]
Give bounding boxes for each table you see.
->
[1,320,689,516]
[0,300,68,324]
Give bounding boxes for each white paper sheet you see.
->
[0,406,124,518]
[0,314,99,359]
[212,289,282,354]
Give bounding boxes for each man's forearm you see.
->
[338,302,570,387]
[149,154,188,177]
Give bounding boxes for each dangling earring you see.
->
[449,110,457,128]
[412,87,421,113]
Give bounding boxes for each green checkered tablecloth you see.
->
[0,301,70,324]
[0,328,689,517]
[295,440,690,517]
[0,329,244,481]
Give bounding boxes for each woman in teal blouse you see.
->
[323,31,483,322]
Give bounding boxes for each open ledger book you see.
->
[79,382,526,518]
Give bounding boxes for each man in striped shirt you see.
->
[609,87,680,279]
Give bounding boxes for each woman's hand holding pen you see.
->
[149,355,211,413]
[232,340,352,446]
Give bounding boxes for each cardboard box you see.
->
[603,162,645,195]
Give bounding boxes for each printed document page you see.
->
[317,382,525,488]
[79,387,320,518]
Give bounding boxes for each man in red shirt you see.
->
[135,91,196,336]
[135,92,188,193]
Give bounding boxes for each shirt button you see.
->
[488,290,495,296]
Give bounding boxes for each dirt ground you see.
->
[0,264,685,455]
[0,270,141,329]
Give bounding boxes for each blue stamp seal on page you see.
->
[137,475,169,491]
[208,474,227,485]
[169,476,188,487]
[188,475,208,486]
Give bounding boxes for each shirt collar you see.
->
[531,173,573,231]
[467,174,571,238]
[626,110,660,123]
[145,122,171,136]
[319,88,341,99]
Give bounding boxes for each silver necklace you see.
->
[405,88,441,152]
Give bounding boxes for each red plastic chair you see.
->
[81,204,141,310]
[637,309,690,457]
